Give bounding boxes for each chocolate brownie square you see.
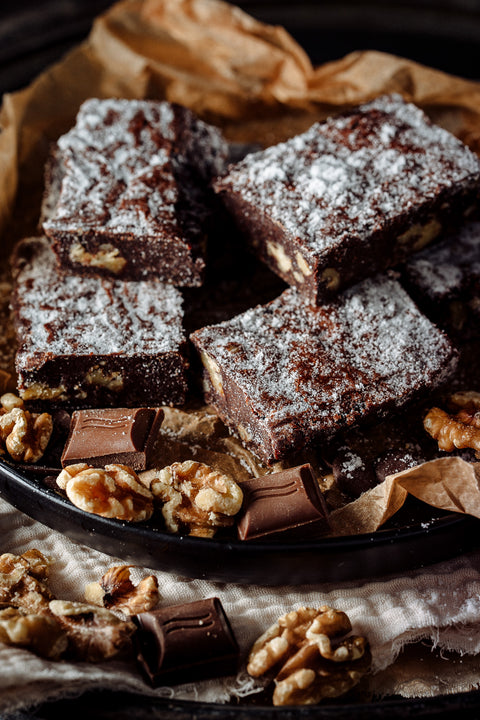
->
[402,220,480,339]
[214,94,480,305]
[43,99,228,285]
[11,236,188,408]
[191,274,458,464]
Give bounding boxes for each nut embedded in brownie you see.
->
[402,220,480,339]
[191,274,458,464]
[11,236,189,408]
[214,94,480,305]
[43,99,228,285]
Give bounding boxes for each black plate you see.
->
[0,0,480,587]
[1,457,479,585]
[20,686,480,720]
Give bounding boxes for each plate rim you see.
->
[1,455,478,586]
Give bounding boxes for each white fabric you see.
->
[2,495,480,713]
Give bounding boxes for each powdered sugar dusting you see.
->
[340,449,365,478]
[43,98,227,237]
[216,94,480,256]
[12,237,185,367]
[192,274,457,454]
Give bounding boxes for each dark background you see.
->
[0,0,479,97]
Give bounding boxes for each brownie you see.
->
[402,220,480,339]
[11,236,189,408]
[190,274,458,464]
[213,94,480,305]
[42,99,228,285]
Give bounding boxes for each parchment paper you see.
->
[2,0,480,253]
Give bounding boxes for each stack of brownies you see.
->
[10,99,229,408]
[10,93,480,468]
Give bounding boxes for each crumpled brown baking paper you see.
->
[2,0,480,252]
[1,0,480,533]
[329,457,480,536]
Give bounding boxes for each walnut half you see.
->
[424,391,480,456]
[148,460,243,538]
[0,550,54,613]
[56,463,154,521]
[0,605,68,660]
[247,606,371,706]
[49,599,136,662]
[0,393,52,463]
[85,565,159,616]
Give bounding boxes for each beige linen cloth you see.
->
[2,494,480,714]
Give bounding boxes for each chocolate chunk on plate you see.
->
[237,464,329,541]
[191,274,458,464]
[11,236,189,408]
[214,94,480,305]
[61,407,164,471]
[134,597,239,686]
[331,447,378,500]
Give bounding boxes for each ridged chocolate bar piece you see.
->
[402,220,480,339]
[237,464,329,541]
[43,98,228,285]
[11,236,188,408]
[191,274,458,464]
[135,597,239,686]
[214,94,480,305]
[61,407,164,471]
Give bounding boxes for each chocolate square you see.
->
[61,407,164,471]
[135,597,239,686]
[237,464,329,541]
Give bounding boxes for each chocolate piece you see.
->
[135,597,239,686]
[214,94,480,305]
[402,220,480,339]
[11,236,188,408]
[191,274,458,464]
[237,464,329,541]
[61,407,164,471]
[43,99,228,285]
